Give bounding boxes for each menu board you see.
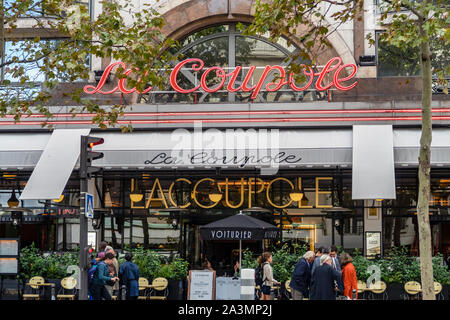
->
[0,239,19,256]
[365,232,381,259]
[0,258,18,275]
[188,270,215,300]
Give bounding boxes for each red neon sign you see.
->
[83,57,358,98]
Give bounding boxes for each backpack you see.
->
[255,263,267,286]
[88,262,104,291]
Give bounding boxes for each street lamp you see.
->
[2,207,32,228]
[7,189,19,208]
[91,209,108,230]
[11,211,23,227]
[208,183,222,202]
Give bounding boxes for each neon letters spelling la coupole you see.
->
[83,57,358,99]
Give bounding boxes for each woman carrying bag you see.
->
[260,251,280,300]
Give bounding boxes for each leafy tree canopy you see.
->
[0,0,176,130]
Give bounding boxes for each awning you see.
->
[92,129,352,169]
[1,128,450,170]
[352,125,396,200]
[19,129,90,200]
[199,214,280,240]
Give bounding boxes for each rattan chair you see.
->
[284,280,292,300]
[149,277,168,300]
[138,277,151,300]
[367,280,388,300]
[357,280,368,300]
[57,277,77,300]
[23,276,45,300]
[404,281,422,300]
[434,281,444,300]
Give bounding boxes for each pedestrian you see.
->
[202,258,215,272]
[105,245,120,297]
[446,250,450,271]
[259,251,280,300]
[90,252,119,300]
[329,246,341,272]
[233,260,240,277]
[340,252,358,300]
[97,241,107,256]
[310,254,344,300]
[119,252,140,300]
[311,247,328,277]
[290,250,315,300]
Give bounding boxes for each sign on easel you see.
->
[187,270,216,300]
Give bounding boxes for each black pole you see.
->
[179,210,184,257]
[79,135,89,300]
[332,216,335,245]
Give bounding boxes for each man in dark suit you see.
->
[311,247,329,277]
[310,254,344,300]
[329,246,341,272]
[290,251,315,300]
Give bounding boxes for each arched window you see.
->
[139,23,327,104]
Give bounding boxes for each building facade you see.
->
[0,0,449,270]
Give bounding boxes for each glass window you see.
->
[140,23,325,104]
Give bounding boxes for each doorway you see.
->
[202,240,262,276]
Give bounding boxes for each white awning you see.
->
[19,129,90,200]
[352,125,396,200]
[0,128,450,171]
[93,129,352,169]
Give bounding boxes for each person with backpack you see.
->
[89,252,119,300]
[259,251,280,301]
[255,256,264,299]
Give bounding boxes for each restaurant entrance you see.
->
[203,240,262,276]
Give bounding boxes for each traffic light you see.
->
[80,135,104,179]
[83,246,95,270]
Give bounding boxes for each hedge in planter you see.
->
[118,248,189,282]
[19,244,79,282]
[117,249,189,300]
[352,246,450,286]
[240,243,308,283]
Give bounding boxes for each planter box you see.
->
[168,279,184,300]
[385,283,404,300]
[442,284,450,300]
[280,282,290,300]
[42,279,61,300]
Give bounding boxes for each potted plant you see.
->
[166,258,189,300]
[271,243,307,300]
[432,254,450,300]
